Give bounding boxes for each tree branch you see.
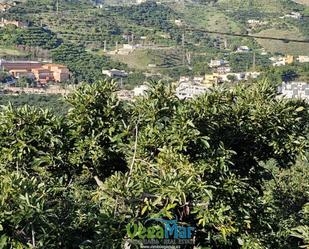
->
[126,123,138,188]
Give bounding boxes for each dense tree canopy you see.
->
[0,79,308,248]
[0,94,68,116]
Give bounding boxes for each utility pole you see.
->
[103,40,107,52]
[252,51,256,71]
[186,52,191,65]
[182,32,185,65]
[56,0,59,15]
[119,77,123,89]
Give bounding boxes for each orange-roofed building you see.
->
[1,60,70,83]
[42,64,70,82]
[1,61,42,71]
[31,68,55,84]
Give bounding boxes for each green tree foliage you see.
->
[0,168,99,248]
[261,158,309,248]
[266,64,309,84]
[0,94,68,116]
[99,80,309,248]
[0,70,10,83]
[19,27,61,49]
[0,105,70,175]
[15,77,36,88]
[0,79,308,248]
[111,2,178,33]
[66,81,128,178]
[227,52,271,72]
[291,201,309,248]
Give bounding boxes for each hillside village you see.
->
[0,0,309,101]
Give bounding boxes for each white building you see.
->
[237,46,250,53]
[176,82,208,99]
[174,19,183,26]
[136,0,147,4]
[270,56,286,67]
[216,66,231,74]
[209,59,228,68]
[102,69,128,78]
[273,61,286,67]
[270,55,294,67]
[179,76,190,82]
[244,71,261,80]
[298,56,309,63]
[283,12,302,19]
[122,44,141,50]
[193,76,205,84]
[133,85,149,97]
[278,82,309,101]
[116,90,134,100]
[247,19,261,24]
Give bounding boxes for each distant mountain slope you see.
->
[293,0,309,6]
[217,0,298,13]
[2,0,309,59]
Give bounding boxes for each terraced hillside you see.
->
[1,0,309,81]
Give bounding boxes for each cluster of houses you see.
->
[175,73,309,101]
[270,55,294,67]
[116,70,262,100]
[175,72,261,99]
[278,81,309,101]
[119,78,309,102]
[209,59,231,74]
[208,57,261,82]
[175,76,209,99]
[0,60,70,84]
[270,55,309,66]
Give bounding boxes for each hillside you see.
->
[256,27,309,56]
[293,0,309,6]
[0,0,309,81]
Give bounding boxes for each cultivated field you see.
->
[256,28,309,56]
[293,0,309,6]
